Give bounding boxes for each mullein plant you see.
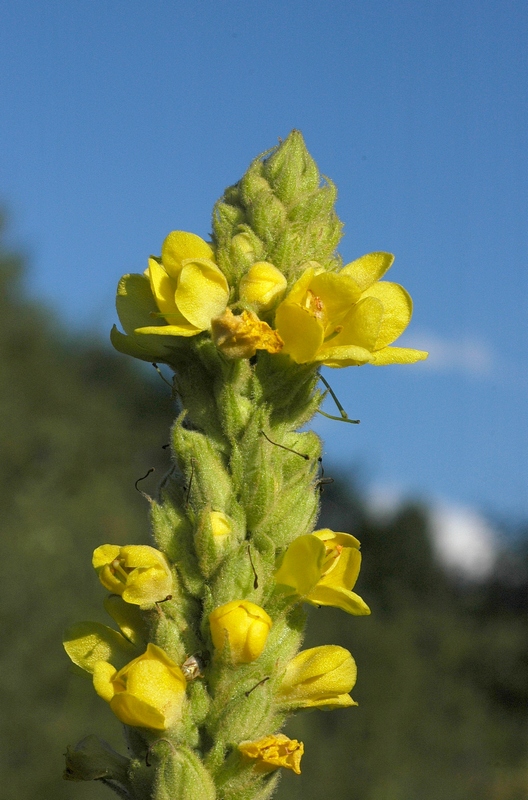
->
[63,131,427,800]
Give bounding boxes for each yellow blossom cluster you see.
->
[63,528,368,776]
[111,230,428,368]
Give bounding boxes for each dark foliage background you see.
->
[0,219,526,800]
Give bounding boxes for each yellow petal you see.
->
[341,252,395,290]
[315,343,372,367]
[307,585,371,615]
[134,323,201,336]
[92,544,120,569]
[361,282,412,349]
[175,260,229,330]
[315,533,362,591]
[280,645,356,691]
[297,693,357,709]
[119,545,169,569]
[370,346,429,365]
[331,296,383,351]
[275,535,326,596]
[309,272,362,326]
[92,661,118,702]
[314,528,361,550]
[282,266,317,305]
[63,622,138,673]
[161,231,214,279]
[147,258,183,322]
[110,693,168,730]
[115,273,164,335]
[103,595,146,646]
[274,302,324,363]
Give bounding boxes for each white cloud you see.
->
[429,503,499,580]
[400,331,496,376]
[367,485,499,580]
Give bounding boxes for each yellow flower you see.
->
[274,254,428,367]
[277,645,357,709]
[274,529,370,615]
[239,262,287,312]
[238,734,303,774]
[92,544,173,605]
[92,643,187,731]
[209,600,272,664]
[211,308,283,359]
[133,230,229,338]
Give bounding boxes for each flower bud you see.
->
[229,230,263,272]
[277,645,357,709]
[265,129,319,205]
[239,262,287,312]
[209,600,272,664]
[92,643,187,731]
[93,544,173,605]
[152,746,216,800]
[239,734,303,774]
[209,510,233,548]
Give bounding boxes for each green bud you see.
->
[248,195,288,250]
[194,508,238,578]
[264,130,320,206]
[152,745,216,800]
[230,228,265,276]
[172,425,233,512]
[150,488,203,597]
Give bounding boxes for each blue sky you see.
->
[1,0,527,523]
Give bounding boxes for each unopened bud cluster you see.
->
[64,131,427,800]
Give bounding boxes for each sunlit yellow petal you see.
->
[274,535,326,596]
[175,260,229,330]
[370,346,429,365]
[315,343,372,367]
[115,273,163,335]
[309,272,362,326]
[92,661,118,702]
[110,693,167,730]
[63,622,138,673]
[307,584,371,615]
[341,252,395,290]
[361,282,412,349]
[92,545,120,569]
[283,266,317,305]
[278,645,357,709]
[275,302,324,363]
[148,258,182,321]
[103,595,146,646]
[302,693,357,709]
[334,296,384,351]
[161,231,214,279]
[134,323,201,336]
